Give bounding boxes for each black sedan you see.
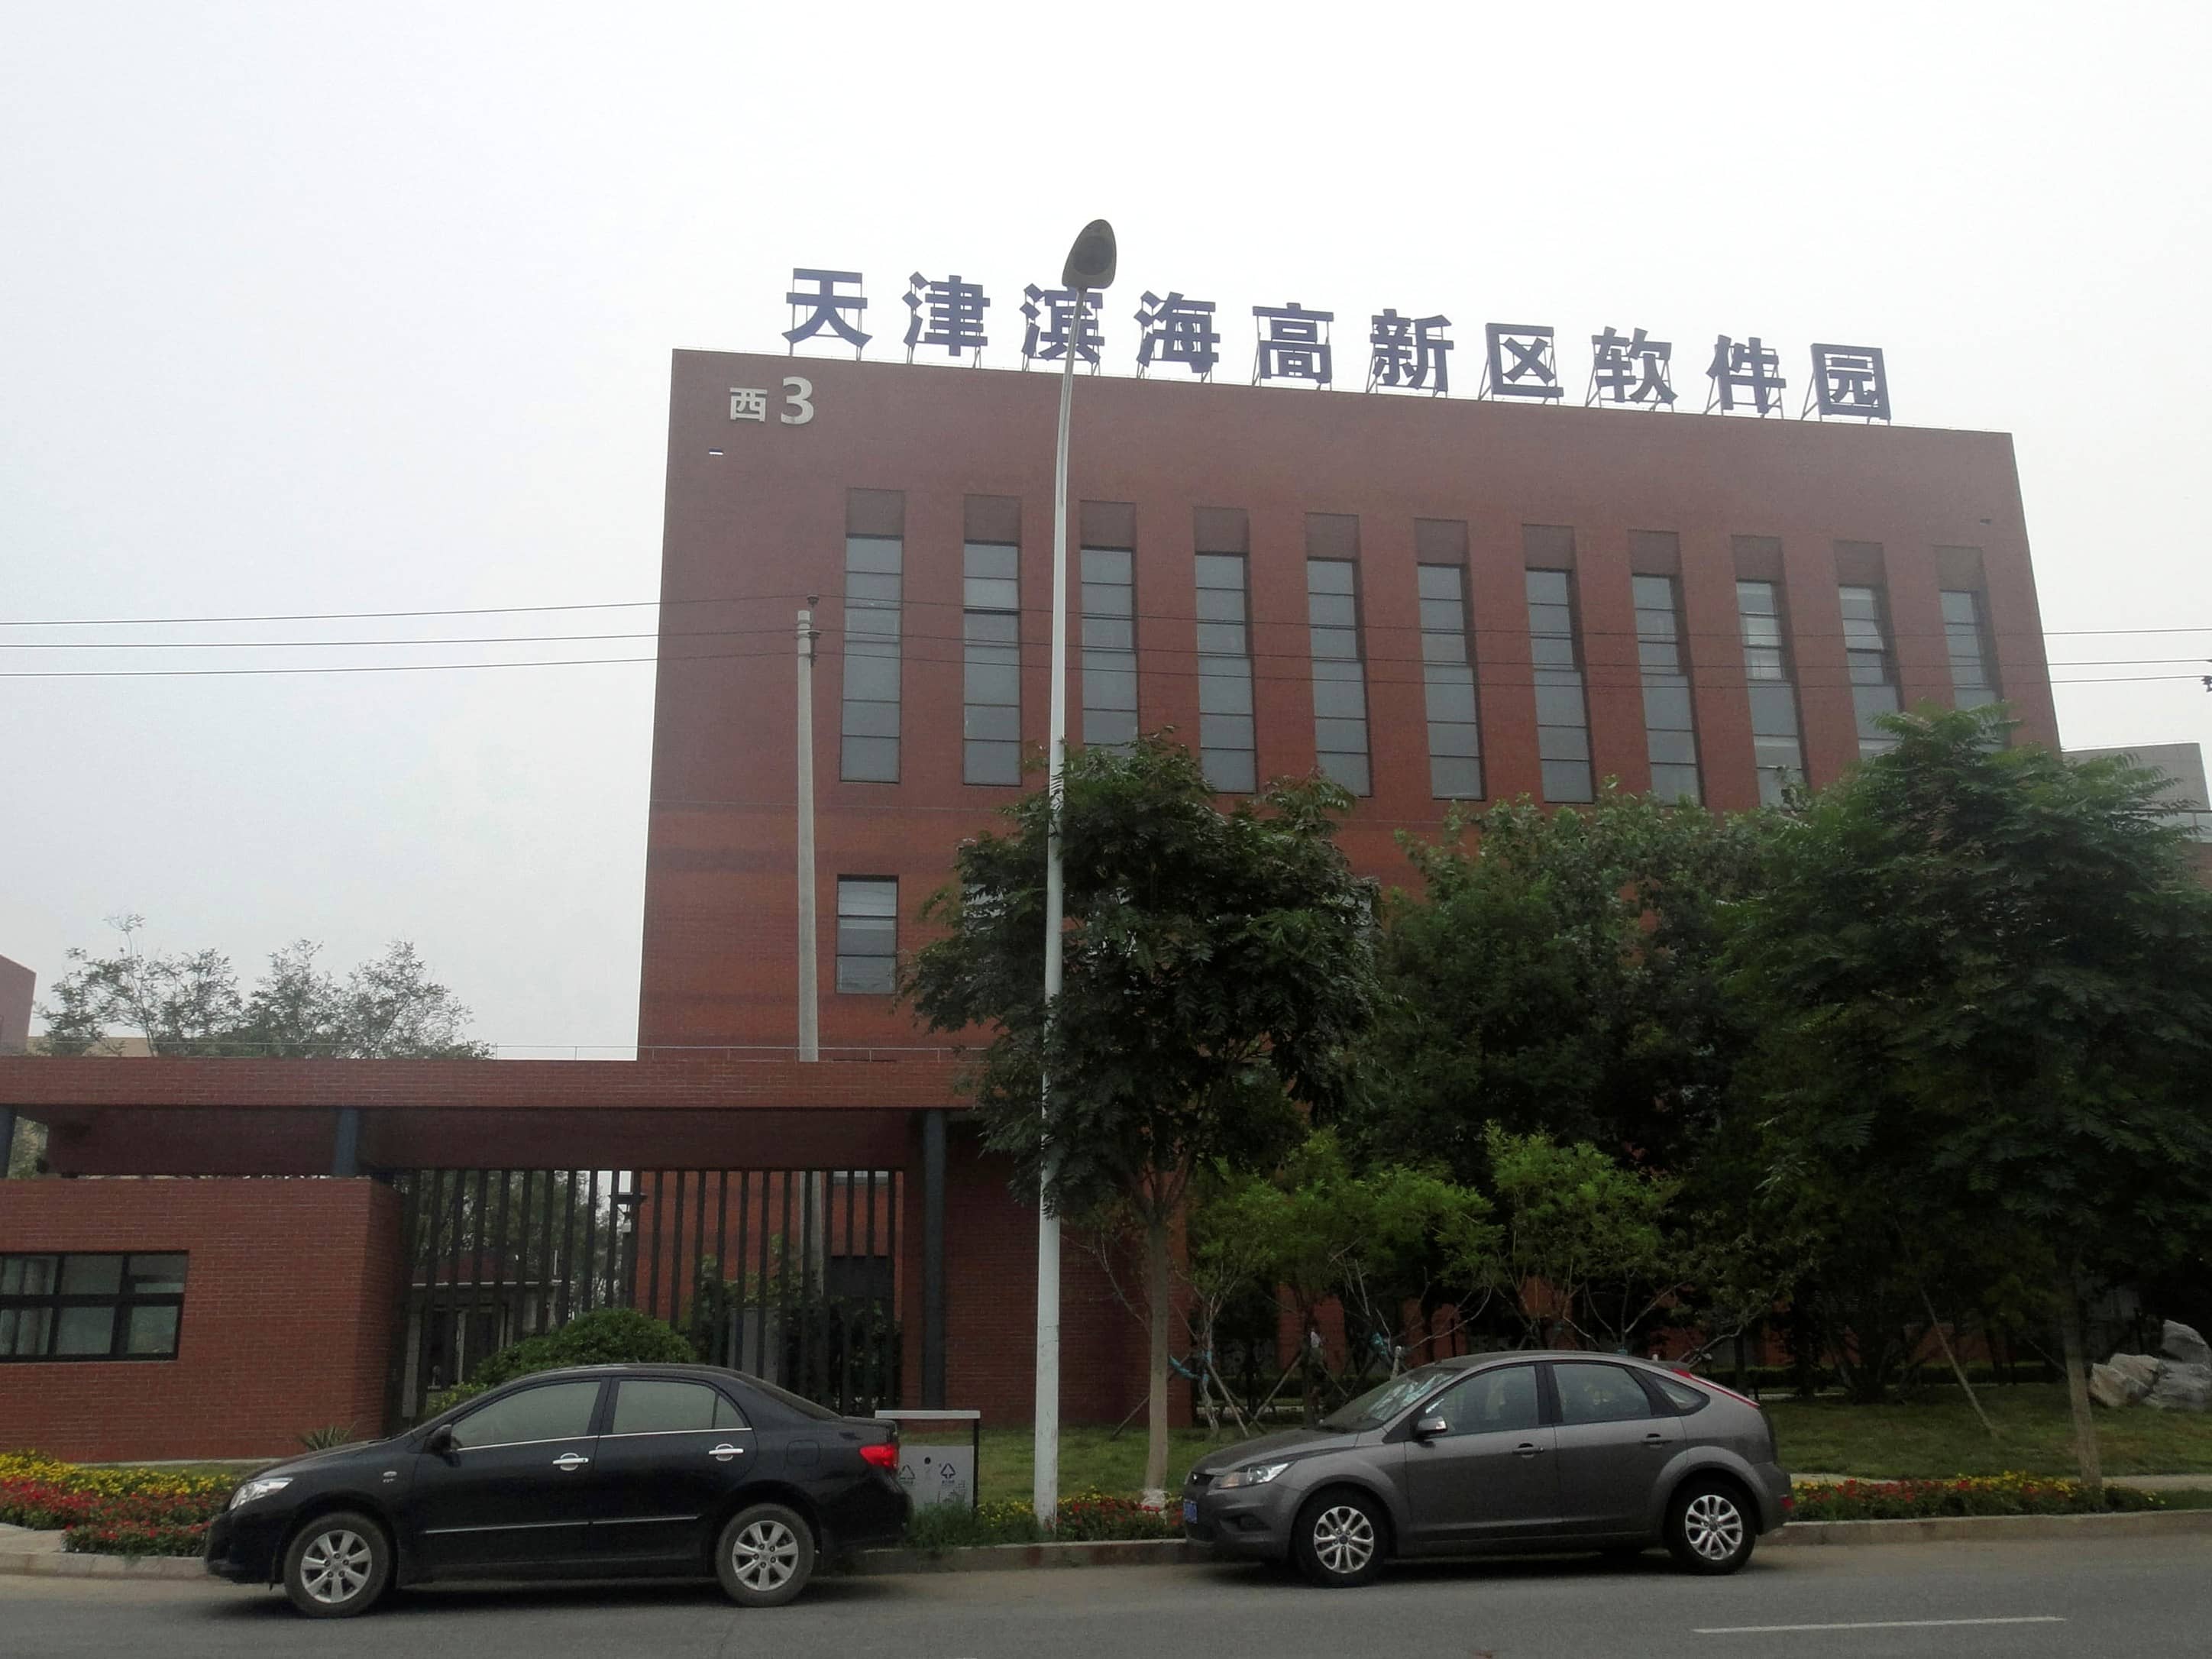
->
[204,1363,910,1616]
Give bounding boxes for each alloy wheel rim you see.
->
[1683,1493,1745,1561]
[300,1528,373,1603]
[732,1519,801,1590]
[1312,1505,1376,1576]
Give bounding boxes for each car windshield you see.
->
[1320,1365,1450,1432]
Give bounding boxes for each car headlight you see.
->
[228,1476,293,1511]
[1214,1461,1292,1490]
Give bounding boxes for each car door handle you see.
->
[1514,1442,1547,1458]
[552,1453,590,1471]
[1642,1433,1667,1447]
[707,1444,745,1462]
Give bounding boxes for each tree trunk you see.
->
[1921,1285,2000,1441]
[1143,1213,1171,1501]
[2055,1269,2103,1497]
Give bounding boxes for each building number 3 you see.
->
[729,378,814,426]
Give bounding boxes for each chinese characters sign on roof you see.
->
[778,267,1891,422]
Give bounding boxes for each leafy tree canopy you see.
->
[37,917,491,1059]
[1349,786,1769,1178]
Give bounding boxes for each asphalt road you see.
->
[5,1537,2208,1659]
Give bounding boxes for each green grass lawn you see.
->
[948,1383,2212,1502]
[1761,1384,2212,1479]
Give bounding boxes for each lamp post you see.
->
[1036,218,1116,1525]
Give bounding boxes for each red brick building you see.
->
[0,351,2057,1459]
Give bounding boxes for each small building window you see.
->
[1943,589,2001,710]
[1195,553,1257,793]
[1737,579,1804,804]
[1417,563,1483,800]
[1526,568,1593,804]
[1634,574,1702,802]
[835,878,898,994]
[1306,558,1371,796]
[0,1252,187,1362]
[1840,584,1902,756]
[962,542,1022,785]
[1080,546,1138,751]
[841,535,904,782]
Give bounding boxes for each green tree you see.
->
[1353,787,1767,1179]
[905,736,1382,1492]
[37,917,491,1058]
[1205,1130,1497,1424]
[1728,706,2212,1489]
[1483,1127,1683,1353]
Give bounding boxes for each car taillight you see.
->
[859,1442,898,1470]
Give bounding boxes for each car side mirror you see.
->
[425,1425,457,1457]
[1412,1415,1448,1441]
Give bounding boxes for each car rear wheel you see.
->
[715,1502,816,1607]
[1665,1480,1754,1575]
[282,1512,391,1618]
[1291,1489,1386,1589]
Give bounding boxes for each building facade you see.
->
[642,350,2057,1053]
[0,351,2063,1460]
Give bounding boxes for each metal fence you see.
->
[386,1167,902,1426]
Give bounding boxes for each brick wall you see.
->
[901,1125,1181,1428]
[0,1178,399,1462]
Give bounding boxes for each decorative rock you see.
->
[2111,1352,2163,1395]
[2090,1363,2139,1409]
[2146,1322,2210,1413]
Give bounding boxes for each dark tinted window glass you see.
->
[1655,1375,1710,1413]
[453,1379,600,1447]
[1553,1363,1655,1425]
[612,1379,746,1434]
[1432,1366,1541,1436]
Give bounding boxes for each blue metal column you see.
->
[0,1108,16,1179]
[331,1107,362,1178]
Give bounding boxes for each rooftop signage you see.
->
[771,267,1891,424]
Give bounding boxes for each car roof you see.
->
[1426,1350,1693,1377]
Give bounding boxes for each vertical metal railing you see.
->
[386,1166,904,1428]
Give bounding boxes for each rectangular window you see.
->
[1526,568,1593,803]
[1840,584,1902,756]
[1943,589,2000,710]
[1633,574,1701,802]
[1306,558,1370,795]
[962,542,1021,784]
[0,1252,186,1362]
[834,878,897,994]
[840,534,903,782]
[1737,579,1803,804]
[1080,546,1137,750]
[1195,553,1256,792]
[1418,564,1483,800]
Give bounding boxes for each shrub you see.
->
[428,1308,699,1414]
[299,1424,356,1451]
[1793,1472,2165,1522]
[900,1490,1179,1549]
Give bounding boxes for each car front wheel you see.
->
[281,1512,391,1617]
[1291,1489,1386,1588]
[1665,1480,1755,1575]
[715,1502,816,1607]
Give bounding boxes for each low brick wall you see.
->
[0,1178,400,1462]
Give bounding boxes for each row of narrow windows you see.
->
[839,529,2003,810]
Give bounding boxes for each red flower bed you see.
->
[1,1476,222,1557]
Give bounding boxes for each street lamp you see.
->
[1036,218,1116,1525]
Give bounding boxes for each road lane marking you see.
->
[1694,1617,2066,1634]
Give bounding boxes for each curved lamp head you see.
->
[1060,220,1117,292]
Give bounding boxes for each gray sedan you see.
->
[1182,1353,1790,1587]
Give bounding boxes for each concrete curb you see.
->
[0,1547,207,1581]
[6,1510,2209,1586]
[1767,1510,2212,1547]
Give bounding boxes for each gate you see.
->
[386,1167,902,1427]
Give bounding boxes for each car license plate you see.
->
[1182,1499,1198,1524]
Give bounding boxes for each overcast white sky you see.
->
[4,2,2207,1052]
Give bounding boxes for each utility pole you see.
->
[796,601,820,1065]
[1036,220,1117,1525]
